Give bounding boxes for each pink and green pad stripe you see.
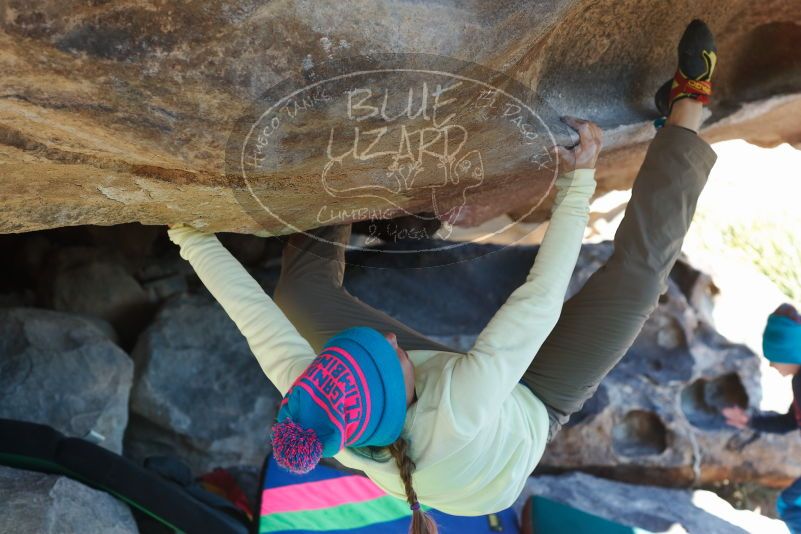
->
[259,456,519,534]
[261,494,421,532]
[260,474,427,532]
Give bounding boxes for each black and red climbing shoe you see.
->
[655,19,717,117]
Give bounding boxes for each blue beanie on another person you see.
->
[763,304,801,364]
[271,326,407,474]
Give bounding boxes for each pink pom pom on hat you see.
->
[271,419,323,474]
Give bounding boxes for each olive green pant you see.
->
[274,125,717,440]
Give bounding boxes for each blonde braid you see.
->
[388,437,438,534]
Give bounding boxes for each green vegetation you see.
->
[718,219,801,303]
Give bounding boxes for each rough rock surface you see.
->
[0,466,138,534]
[541,248,801,489]
[126,293,283,474]
[1,1,800,234]
[515,471,788,534]
[49,259,153,346]
[0,467,139,534]
[0,308,132,453]
[344,237,542,351]
[344,240,801,488]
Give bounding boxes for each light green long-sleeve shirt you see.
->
[168,168,596,516]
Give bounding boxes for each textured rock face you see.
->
[0,467,138,534]
[49,259,153,347]
[515,472,788,534]
[540,249,801,489]
[126,293,283,474]
[0,308,133,453]
[344,237,542,351]
[1,1,800,234]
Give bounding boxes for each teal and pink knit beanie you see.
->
[271,326,407,474]
[763,304,801,364]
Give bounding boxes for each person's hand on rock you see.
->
[721,406,750,429]
[555,116,603,171]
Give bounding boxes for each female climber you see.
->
[168,19,718,533]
